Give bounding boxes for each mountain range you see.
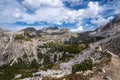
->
[0,14,120,80]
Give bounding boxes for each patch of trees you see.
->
[39,42,88,54]
[43,54,54,70]
[0,58,40,80]
[72,59,93,73]
[14,34,25,40]
[37,52,43,60]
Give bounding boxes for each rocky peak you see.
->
[60,28,69,31]
[20,27,38,38]
[42,26,59,31]
[113,13,120,22]
[21,27,36,32]
[91,13,120,38]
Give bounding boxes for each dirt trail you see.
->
[91,51,120,80]
[103,51,120,80]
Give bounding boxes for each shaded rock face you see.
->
[21,27,37,38]
[66,33,104,44]
[60,28,69,31]
[21,27,42,38]
[42,26,59,31]
[113,13,120,23]
[22,27,36,32]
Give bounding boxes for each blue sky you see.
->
[0,0,120,31]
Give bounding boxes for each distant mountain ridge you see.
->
[42,26,59,31]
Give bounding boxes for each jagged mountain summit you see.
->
[0,14,120,80]
[42,26,59,31]
[90,14,120,38]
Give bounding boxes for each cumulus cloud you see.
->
[71,22,83,32]
[20,1,102,25]
[83,1,103,18]
[0,0,118,31]
[70,26,83,32]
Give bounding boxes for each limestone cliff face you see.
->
[0,27,77,66]
[0,32,36,66]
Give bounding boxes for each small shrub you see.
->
[37,52,43,60]
[29,59,39,69]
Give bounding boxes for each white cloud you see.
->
[71,22,83,32]
[80,1,103,18]
[88,2,103,17]
[0,0,113,31]
[70,26,83,32]
[12,9,24,19]
[62,0,87,7]
[0,0,26,23]
[78,26,83,31]
[22,0,63,10]
[0,0,102,25]
[20,1,102,25]
[91,15,114,26]
[104,0,120,15]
